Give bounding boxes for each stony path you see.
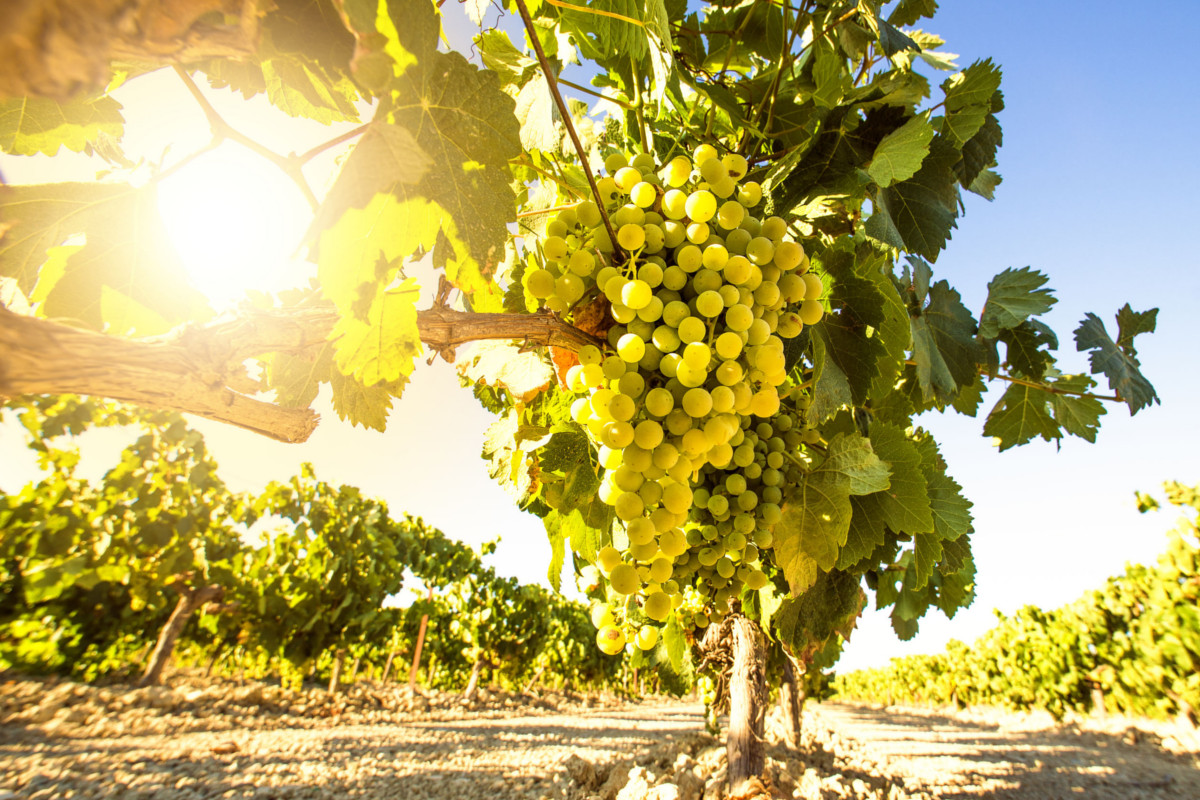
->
[0,702,706,800]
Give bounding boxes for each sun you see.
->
[155,144,313,310]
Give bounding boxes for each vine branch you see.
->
[512,0,626,262]
[0,305,603,444]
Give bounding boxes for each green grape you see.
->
[754,280,780,307]
[774,240,805,271]
[723,255,752,285]
[576,200,602,227]
[761,216,787,241]
[602,419,635,448]
[645,387,674,417]
[637,295,664,323]
[631,182,657,208]
[604,152,629,173]
[725,228,752,255]
[702,243,730,271]
[526,267,556,298]
[674,362,707,389]
[652,324,682,354]
[696,290,724,318]
[643,225,665,253]
[600,357,628,381]
[693,143,719,164]
[686,221,710,244]
[725,304,753,332]
[546,219,568,238]
[578,344,603,365]
[609,392,636,422]
[685,190,717,223]
[718,284,741,308]
[662,221,687,249]
[618,371,645,399]
[709,176,737,199]
[677,316,706,343]
[568,249,596,276]
[778,272,804,303]
[665,408,692,436]
[614,166,642,192]
[663,156,692,187]
[716,200,745,231]
[746,236,775,266]
[543,235,569,261]
[612,204,645,226]
[617,333,646,363]
[631,152,658,172]
[596,177,620,208]
[677,245,703,273]
[799,298,824,325]
[691,268,723,294]
[722,153,748,179]
[699,157,727,184]
[682,387,713,418]
[737,181,763,207]
[711,385,736,413]
[662,189,688,219]
[618,223,646,251]
[634,419,665,450]
[619,279,651,311]
[682,341,712,371]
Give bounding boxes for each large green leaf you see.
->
[865,135,960,260]
[978,267,1056,339]
[0,95,124,156]
[774,433,889,593]
[1074,307,1160,414]
[867,113,934,188]
[0,182,207,334]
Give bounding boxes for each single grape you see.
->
[685,190,717,223]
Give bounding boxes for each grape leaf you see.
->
[982,383,1059,450]
[996,318,1057,380]
[955,112,1002,189]
[1074,308,1160,414]
[1049,374,1106,442]
[866,136,960,260]
[329,367,399,431]
[663,613,687,672]
[858,422,933,536]
[775,434,889,593]
[940,59,1002,146]
[978,267,1056,339]
[0,94,124,156]
[867,113,935,188]
[774,569,864,657]
[888,0,939,27]
[0,182,207,334]
[543,511,568,591]
[268,343,334,409]
[329,281,422,388]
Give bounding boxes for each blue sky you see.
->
[2,1,1198,674]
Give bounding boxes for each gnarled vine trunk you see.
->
[727,615,767,792]
[138,582,222,687]
[779,654,805,750]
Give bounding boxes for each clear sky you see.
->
[2,0,1198,674]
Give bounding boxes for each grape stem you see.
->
[512,0,627,264]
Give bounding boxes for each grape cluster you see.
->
[526,146,826,655]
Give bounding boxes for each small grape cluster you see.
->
[525,146,825,656]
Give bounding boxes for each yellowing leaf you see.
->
[330,279,422,387]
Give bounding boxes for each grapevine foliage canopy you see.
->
[0,0,1160,667]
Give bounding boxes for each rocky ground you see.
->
[1,674,1197,799]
